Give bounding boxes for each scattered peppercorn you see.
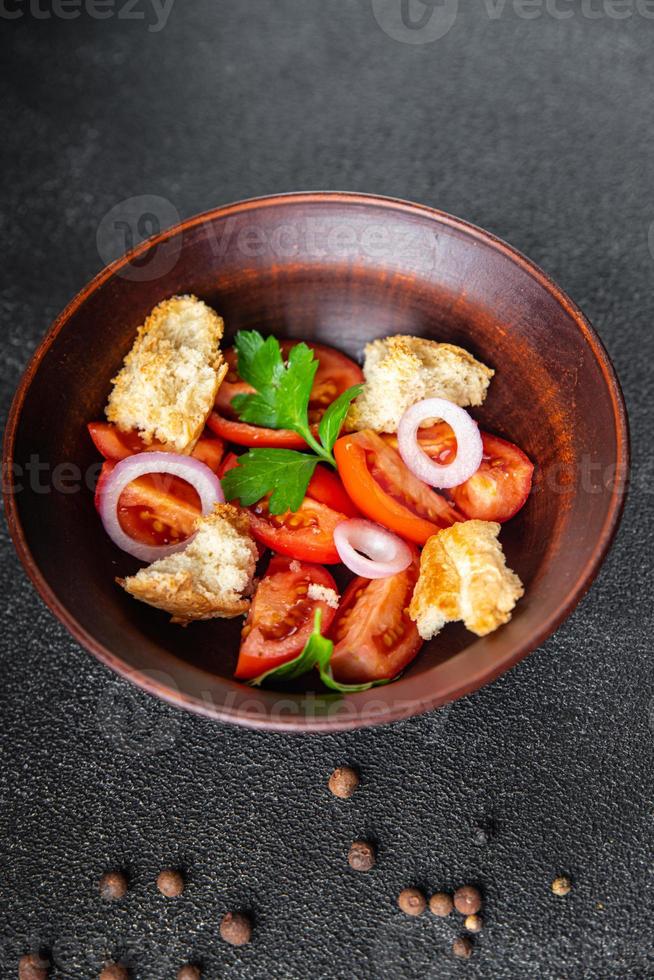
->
[177,966,201,980]
[452,937,473,960]
[219,912,252,946]
[464,914,483,933]
[18,952,49,980]
[453,885,482,916]
[347,840,376,872]
[157,869,185,898]
[429,892,454,917]
[99,870,128,901]
[99,963,129,980]
[551,876,571,896]
[397,888,427,916]
[328,766,360,799]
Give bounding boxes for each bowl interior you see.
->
[5,194,627,730]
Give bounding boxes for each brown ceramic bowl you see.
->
[3,192,628,731]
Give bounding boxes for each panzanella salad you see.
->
[89,295,533,690]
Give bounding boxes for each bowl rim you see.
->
[2,191,630,731]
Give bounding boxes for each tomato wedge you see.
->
[221,453,350,562]
[88,422,225,472]
[329,553,422,683]
[334,429,462,545]
[235,556,339,680]
[306,465,360,518]
[95,460,201,547]
[387,423,534,523]
[210,340,364,448]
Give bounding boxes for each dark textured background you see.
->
[1,2,652,978]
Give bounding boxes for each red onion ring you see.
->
[333,519,412,579]
[97,451,224,562]
[397,398,483,489]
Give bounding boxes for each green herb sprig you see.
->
[249,609,391,693]
[221,331,362,514]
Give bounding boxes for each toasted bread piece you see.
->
[409,520,523,640]
[119,504,258,624]
[345,335,494,434]
[106,295,227,454]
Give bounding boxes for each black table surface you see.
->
[1,3,652,978]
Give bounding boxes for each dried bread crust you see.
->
[409,520,523,639]
[106,294,226,454]
[119,504,257,624]
[346,334,494,434]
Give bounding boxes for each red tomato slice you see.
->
[95,460,201,547]
[211,340,363,448]
[391,423,534,523]
[334,430,462,545]
[88,422,224,472]
[306,465,360,518]
[235,556,339,680]
[206,411,308,449]
[220,452,348,563]
[328,554,422,683]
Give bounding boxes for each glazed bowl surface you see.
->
[3,193,628,731]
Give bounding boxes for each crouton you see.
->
[409,520,523,640]
[106,295,227,454]
[345,335,494,434]
[307,583,340,609]
[119,504,258,624]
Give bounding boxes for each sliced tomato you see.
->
[206,411,308,449]
[95,460,201,547]
[329,554,422,683]
[221,453,348,563]
[389,423,534,523]
[235,556,339,680]
[210,340,364,448]
[452,433,533,522]
[333,429,462,546]
[88,422,224,472]
[306,465,360,518]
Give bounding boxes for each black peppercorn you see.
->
[452,937,473,959]
[177,966,201,980]
[328,767,360,799]
[397,888,426,916]
[18,953,49,980]
[157,869,184,897]
[99,870,128,901]
[219,912,252,946]
[453,885,482,915]
[347,840,375,872]
[429,892,454,917]
[99,963,129,980]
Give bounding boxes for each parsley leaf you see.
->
[233,331,284,390]
[249,609,392,693]
[232,334,320,446]
[220,448,319,515]
[224,331,363,510]
[318,383,363,453]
